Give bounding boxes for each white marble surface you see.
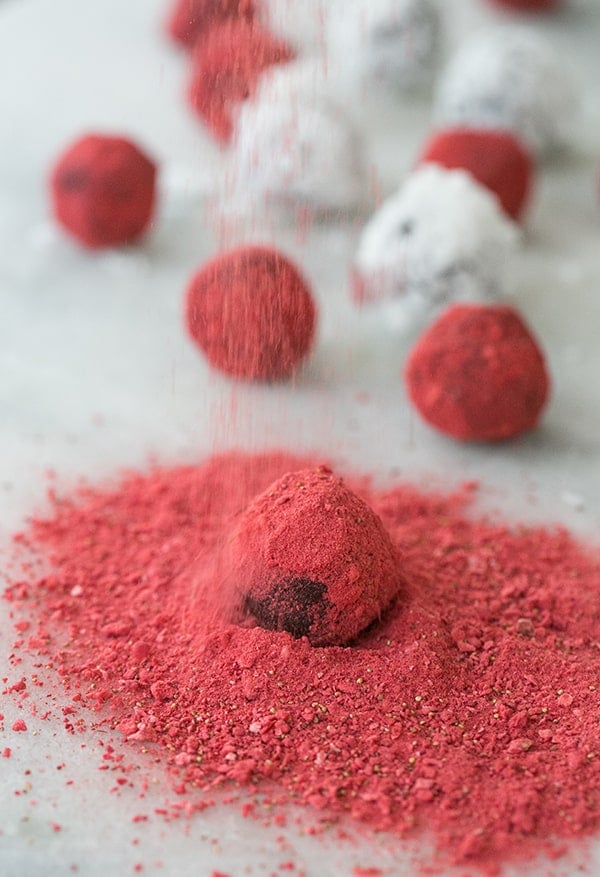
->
[1,1,600,875]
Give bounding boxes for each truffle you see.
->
[326,0,441,93]
[405,303,550,441]
[231,83,368,217]
[185,245,316,381]
[418,127,534,222]
[434,28,573,156]
[231,467,404,646]
[50,134,156,249]
[165,0,255,50]
[488,0,559,11]
[187,18,295,144]
[353,165,518,321]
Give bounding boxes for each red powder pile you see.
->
[187,18,295,143]
[6,450,600,873]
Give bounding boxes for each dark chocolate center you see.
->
[245,576,329,639]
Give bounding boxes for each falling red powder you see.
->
[405,304,550,442]
[50,134,157,249]
[6,450,600,873]
[166,0,256,50]
[187,18,295,143]
[418,128,533,221]
[185,245,317,381]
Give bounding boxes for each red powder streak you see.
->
[6,451,600,873]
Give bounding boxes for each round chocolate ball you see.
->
[231,467,405,646]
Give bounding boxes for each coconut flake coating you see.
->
[326,0,441,93]
[353,165,518,318]
[230,79,368,216]
[231,467,405,646]
[434,28,573,156]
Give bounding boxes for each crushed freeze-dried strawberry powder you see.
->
[5,450,600,873]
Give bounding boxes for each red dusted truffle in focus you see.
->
[165,0,256,50]
[418,128,533,221]
[50,134,157,249]
[187,18,295,144]
[487,0,559,11]
[231,467,404,646]
[185,245,316,381]
[405,304,550,442]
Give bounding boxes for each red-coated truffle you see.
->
[185,245,316,381]
[418,128,533,221]
[50,134,157,249]
[231,467,404,646]
[487,0,559,11]
[166,0,255,50]
[187,19,295,143]
[405,304,550,442]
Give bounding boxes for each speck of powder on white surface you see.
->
[353,164,519,327]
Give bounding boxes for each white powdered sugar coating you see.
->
[434,28,574,156]
[229,63,369,216]
[354,165,519,325]
[326,0,441,93]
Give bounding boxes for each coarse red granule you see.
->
[418,128,533,221]
[166,0,255,50]
[50,134,157,249]
[6,450,600,873]
[11,719,27,732]
[230,467,404,645]
[187,19,295,143]
[185,245,317,381]
[405,304,550,442]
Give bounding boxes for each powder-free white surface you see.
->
[1,1,600,876]
[354,165,518,328]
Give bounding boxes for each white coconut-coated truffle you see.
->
[353,165,519,321]
[229,67,369,217]
[434,28,573,156]
[326,0,442,93]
